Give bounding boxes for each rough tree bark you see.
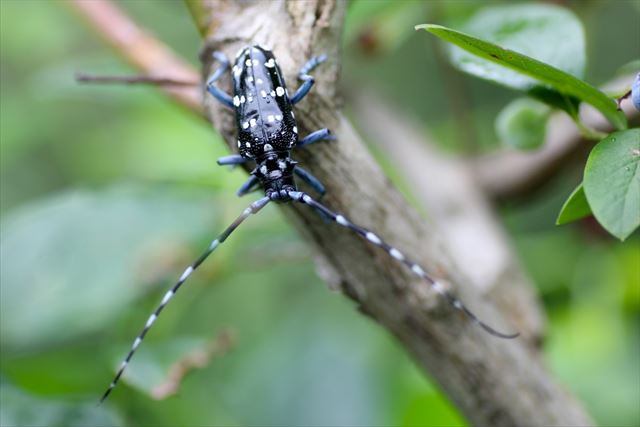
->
[70,0,599,425]
[191,1,594,426]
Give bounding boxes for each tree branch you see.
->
[348,90,546,343]
[69,0,596,423]
[196,1,594,425]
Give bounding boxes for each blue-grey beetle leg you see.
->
[290,55,327,104]
[206,52,234,108]
[217,154,249,166]
[296,128,336,148]
[294,166,326,196]
[236,175,260,197]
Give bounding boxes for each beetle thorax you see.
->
[254,152,297,198]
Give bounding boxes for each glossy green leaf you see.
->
[584,129,640,240]
[496,98,550,150]
[0,186,218,351]
[556,183,592,225]
[443,4,586,88]
[416,23,626,130]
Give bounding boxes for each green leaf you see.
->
[496,98,550,150]
[583,129,640,240]
[556,183,592,225]
[415,23,626,130]
[443,4,586,89]
[0,186,219,352]
[0,381,122,427]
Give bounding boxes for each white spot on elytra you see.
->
[247,95,253,103]
[245,142,251,148]
[245,59,252,67]
[233,96,240,107]
[336,215,348,226]
[275,114,283,121]
[389,248,404,261]
[260,90,267,98]
[264,143,273,152]
[293,126,298,134]
[249,118,257,127]
[247,76,254,83]
[267,115,275,122]
[237,140,241,148]
[276,87,285,96]
[252,59,259,66]
[291,111,295,118]
[256,78,263,85]
[242,122,249,129]
[366,232,382,245]
[260,165,268,174]
[179,266,194,282]
[240,95,245,104]
[270,90,275,97]
[265,58,275,68]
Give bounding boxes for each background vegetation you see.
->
[1,1,638,426]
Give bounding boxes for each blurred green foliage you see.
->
[1,1,638,426]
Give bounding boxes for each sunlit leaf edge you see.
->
[556,182,592,225]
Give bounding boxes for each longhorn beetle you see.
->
[100,45,518,403]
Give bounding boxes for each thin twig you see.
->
[75,72,198,87]
[66,0,203,116]
[151,329,235,400]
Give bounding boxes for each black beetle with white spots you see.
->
[99,45,519,403]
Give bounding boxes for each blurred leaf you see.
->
[616,60,640,77]
[556,183,592,225]
[437,4,586,87]
[416,18,626,129]
[0,185,218,352]
[2,339,110,396]
[496,98,550,150]
[344,1,426,56]
[584,129,640,240]
[0,381,122,427]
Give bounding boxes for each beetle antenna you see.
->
[99,196,271,403]
[288,191,519,339]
